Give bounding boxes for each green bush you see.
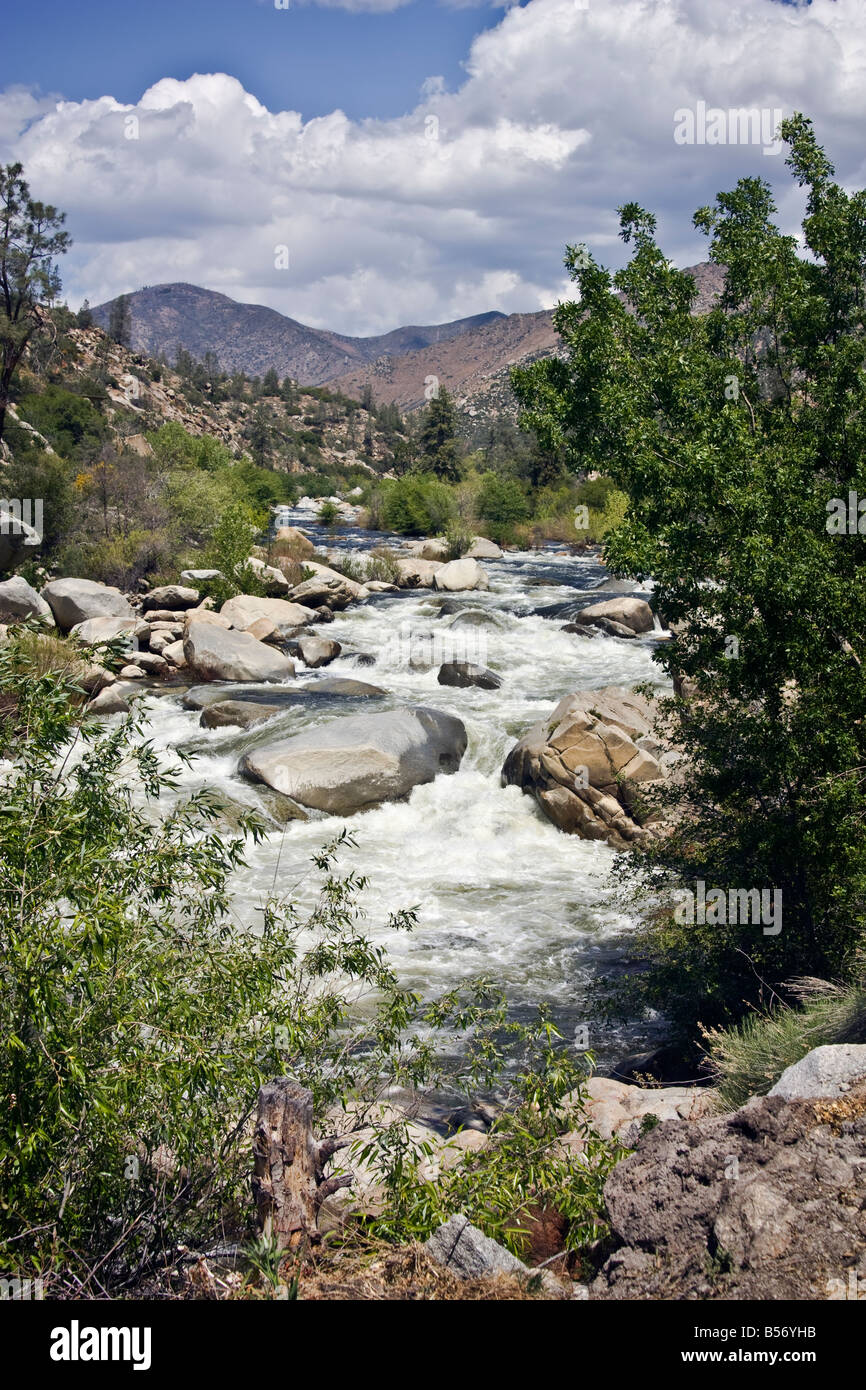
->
[380,474,455,535]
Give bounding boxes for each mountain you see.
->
[90,283,504,388]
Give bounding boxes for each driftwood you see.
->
[251,1078,353,1249]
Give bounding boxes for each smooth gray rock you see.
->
[142,585,200,611]
[437,660,501,691]
[70,615,141,646]
[433,558,490,592]
[183,621,296,683]
[239,705,467,814]
[200,700,283,730]
[41,578,134,630]
[424,1215,567,1296]
[180,569,223,584]
[573,597,654,635]
[296,635,342,668]
[768,1044,866,1099]
[0,575,54,626]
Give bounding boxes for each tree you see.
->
[0,163,69,442]
[108,293,131,348]
[418,387,463,482]
[262,367,280,396]
[512,115,866,1038]
[76,299,93,329]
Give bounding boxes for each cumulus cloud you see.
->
[1,0,864,335]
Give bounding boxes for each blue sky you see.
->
[0,0,500,122]
[0,0,861,336]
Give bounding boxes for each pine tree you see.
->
[108,293,131,348]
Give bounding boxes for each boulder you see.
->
[309,677,386,697]
[465,536,503,560]
[593,1089,866,1300]
[41,578,134,630]
[87,685,132,715]
[0,576,54,626]
[141,585,200,611]
[414,538,450,561]
[288,565,366,610]
[274,526,315,557]
[69,615,141,646]
[183,608,231,631]
[200,700,283,730]
[768,1045,866,1100]
[437,660,501,691]
[502,686,669,849]
[246,555,290,595]
[180,569,223,584]
[239,705,467,814]
[573,597,654,635]
[296,636,342,669]
[219,594,317,634]
[133,650,169,676]
[424,1215,567,1298]
[119,664,146,679]
[394,557,443,589]
[161,640,186,667]
[433,558,489,592]
[183,622,296,683]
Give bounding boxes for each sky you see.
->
[1,0,863,338]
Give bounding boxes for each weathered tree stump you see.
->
[251,1078,353,1250]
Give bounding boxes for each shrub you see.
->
[380,474,455,536]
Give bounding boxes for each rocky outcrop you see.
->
[239,705,467,814]
[593,1085,866,1300]
[183,621,296,683]
[41,578,134,630]
[0,575,55,626]
[433,558,490,592]
[438,660,501,691]
[502,686,675,849]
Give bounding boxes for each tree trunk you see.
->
[251,1078,353,1251]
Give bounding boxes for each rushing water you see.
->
[137,517,671,1066]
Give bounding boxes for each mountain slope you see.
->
[90,283,504,387]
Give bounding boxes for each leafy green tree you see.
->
[512,115,866,1037]
[0,163,69,442]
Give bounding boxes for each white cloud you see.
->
[1,0,865,335]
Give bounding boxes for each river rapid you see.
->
[137,515,671,1067]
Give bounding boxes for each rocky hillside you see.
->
[90,283,504,388]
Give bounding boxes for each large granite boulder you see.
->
[288,563,367,610]
[395,557,443,589]
[296,635,342,668]
[183,621,296,683]
[502,686,672,849]
[465,536,503,560]
[0,575,55,626]
[437,660,501,691]
[41,578,134,631]
[239,705,467,814]
[433,558,490,592]
[70,615,144,646]
[572,597,654,636]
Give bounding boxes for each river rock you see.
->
[133,650,169,676]
[288,569,365,611]
[183,608,232,631]
[41,578,134,630]
[142,585,200,611]
[310,677,386,696]
[465,536,503,560]
[246,556,290,594]
[424,1215,568,1298]
[0,575,55,626]
[184,622,296,683]
[438,660,501,691]
[433,558,489,592]
[219,594,317,634]
[768,1045,866,1100]
[239,705,467,814]
[200,700,283,730]
[593,1089,866,1300]
[409,538,450,561]
[395,557,443,588]
[120,664,146,679]
[296,636,341,668]
[573,597,654,635]
[502,686,668,849]
[162,640,186,667]
[70,615,142,646]
[87,685,132,715]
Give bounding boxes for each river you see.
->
[139,515,671,1067]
